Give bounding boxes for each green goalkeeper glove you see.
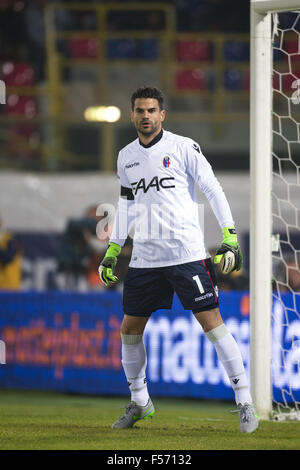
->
[98,242,121,286]
[214,227,243,274]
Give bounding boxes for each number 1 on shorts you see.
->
[192,275,204,294]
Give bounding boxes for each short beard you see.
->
[137,123,159,137]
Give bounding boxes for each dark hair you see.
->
[131,86,164,110]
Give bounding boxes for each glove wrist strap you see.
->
[106,242,121,258]
[222,226,237,247]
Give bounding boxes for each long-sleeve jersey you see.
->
[109,129,234,268]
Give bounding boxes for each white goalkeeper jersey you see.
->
[110,129,234,268]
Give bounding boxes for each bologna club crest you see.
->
[163,156,171,168]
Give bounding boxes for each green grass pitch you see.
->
[0,389,299,451]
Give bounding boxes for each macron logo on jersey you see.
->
[125,162,140,169]
[131,176,175,195]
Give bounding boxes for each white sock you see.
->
[121,334,150,406]
[206,324,252,405]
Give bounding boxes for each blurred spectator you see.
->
[0,0,28,62]
[24,0,47,81]
[84,205,132,290]
[57,205,132,291]
[83,205,111,290]
[274,256,300,293]
[0,215,22,290]
[287,259,300,292]
[209,247,249,291]
[57,205,102,290]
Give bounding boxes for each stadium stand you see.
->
[0,1,296,171]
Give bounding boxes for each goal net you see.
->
[250,1,300,422]
[271,10,300,421]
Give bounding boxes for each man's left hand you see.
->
[214,227,243,274]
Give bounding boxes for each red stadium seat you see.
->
[285,41,300,69]
[273,71,280,91]
[1,62,35,86]
[282,72,300,91]
[68,39,99,58]
[272,72,300,92]
[284,41,299,55]
[5,124,40,160]
[175,69,207,90]
[5,95,38,117]
[243,69,250,91]
[176,40,211,61]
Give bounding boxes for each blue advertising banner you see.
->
[0,291,299,403]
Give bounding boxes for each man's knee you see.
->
[120,314,149,336]
[193,307,223,332]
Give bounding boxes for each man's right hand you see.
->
[98,242,121,286]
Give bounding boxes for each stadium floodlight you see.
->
[84,106,121,123]
[250,0,300,421]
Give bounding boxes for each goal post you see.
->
[250,0,300,420]
[250,2,272,421]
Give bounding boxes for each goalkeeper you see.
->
[98,86,258,434]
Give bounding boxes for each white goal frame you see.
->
[250,0,300,420]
